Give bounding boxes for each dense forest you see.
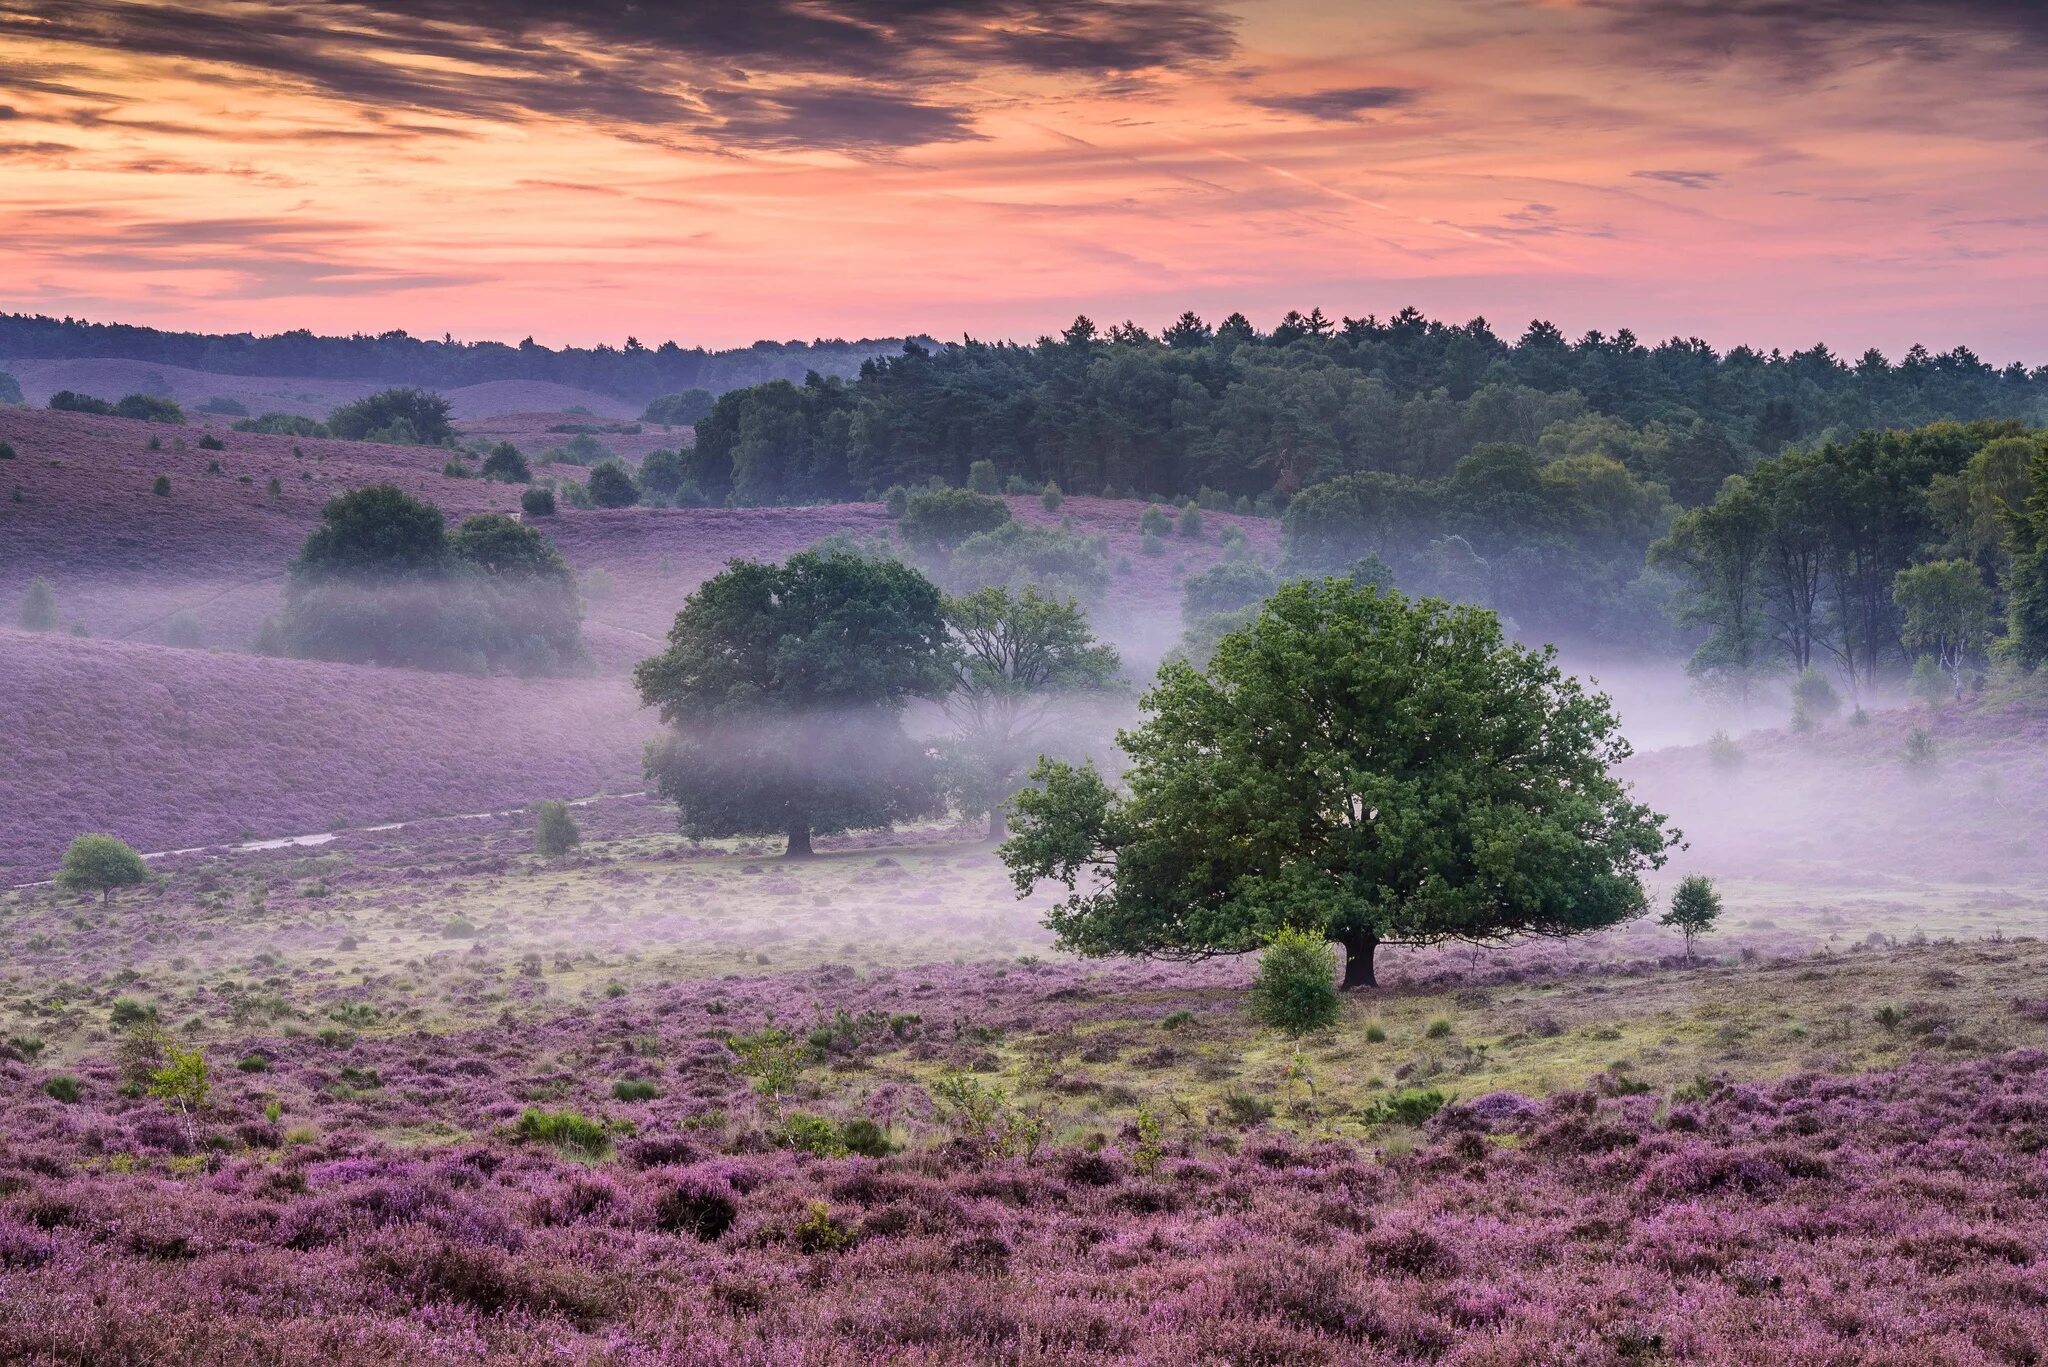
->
[688,309,2048,508]
[0,313,910,401]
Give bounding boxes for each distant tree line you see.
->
[684,309,2048,507]
[0,313,913,402]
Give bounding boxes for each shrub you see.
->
[196,434,225,451]
[267,476,282,497]
[0,369,20,404]
[199,396,248,415]
[152,474,171,496]
[1903,727,1938,771]
[18,576,57,631]
[1909,654,1949,707]
[1177,501,1204,538]
[113,393,186,423]
[638,448,695,503]
[515,1107,611,1157]
[237,1053,271,1073]
[1182,559,1277,621]
[0,441,14,459]
[481,443,531,482]
[1790,667,1841,726]
[899,488,1011,556]
[611,1079,660,1102]
[1005,473,1036,495]
[1364,1022,1388,1044]
[653,1180,737,1240]
[777,1113,849,1157]
[1362,1087,1447,1127]
[1247,928,1341,1034]
[948,521,1111,600]
[441,459,471,479]
[1424,1017,1453,1039]
[883,485,910,518]
[58,835,149,906]
[967,459,1000,494]
[1707,730,1743,771]
[521,485,557,516]
[1139,530,1165,557]
[328,387,455,445]
[234,413,329,437]
[840,1117,893,1157]
[1140,505,1172,537]
[587,459,640,507]
[1040,481,1062,512]
[533,800,581,857]
[49,390,114,415]
[793,1200,853,1253]
[43,1075,80,1103]
[1223,1092,1274,1126]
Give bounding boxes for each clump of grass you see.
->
[1424,1017,1453,1039]
[43,1076,81,1103]
[515,1107,611,1158]
[611,1078,660,1102]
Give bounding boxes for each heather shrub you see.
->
[18,575,57,630]
[521,485,556,516]
[515,1107,611,1158]
[1247,928,1340,1035]
[533,800,581,857]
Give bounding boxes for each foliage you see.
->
[18,575,57,631]
[327,387,456,445]
[1140,504,1171,537]
[114,393,186,424]
[638,448,697,504]
[1359,1087,1448,1127]
[967,459,999,493]
[642,389,716,425]
[146,1046,210,1131]
[1002,579,1675,988]
[49,390,115,415]
[56,834,149,905]
[532,800,581,857]
[1893,559,1992,694]
[586,459,641,507]
[281,488,582,674]
[932,1069,1046,1160]
[1660,874,1723,958]
[897,488,1011,558]
[2003,439,2048,668]
[1246,928,1341,1034]
[520,485,556,516]
[233,412,330,437]
[480,442,531,483]
[1181,558,1277,622]
[945,521,1111,600]
[1039,482,1062,511]
[1790,667,1842,727]
[940,587,1120,837]
[0,368,20,404]
[514,1107,612,1158]
[635,549,949,857]
[1909,655,1950,708]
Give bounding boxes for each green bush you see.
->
[587,460,640,507]
[642,389,715,426]
[777,1113,849,1157]
[515,1107,611,1157]
[521,485,556,516]
[533,799,581,857]
[611,1078,660,1102]
[164,612,203,649]
[1040,481,1062,512]
[115,393,186,424]
[328,388,455,445]
[1177,501,1204,538]
[1362,1087,1447,1127]
[199,396,248,416]
[898,487,1010,556]
[152,474,171,496]
[1140,505,1172,537]
[967,459,1000,494]
[1424,1017,1453,1039]
[882,485,910,518]
[43,1076,81,1103]
[1246,927,1340,1035]
[481,443,531,483]
[196,434,225,451]
[840,1117,893,1157]
[50,390,114,415]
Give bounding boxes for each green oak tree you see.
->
[941,586,1120,840]
[1001,579,1676,989]
[636,549,949,858]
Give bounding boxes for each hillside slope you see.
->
[0,630,648,876]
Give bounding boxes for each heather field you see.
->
[3,802,2048,1364]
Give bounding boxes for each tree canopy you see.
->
[1001,579,1677,988]
[635,548,950,857]
[57,834,149,905]
[327,387,456,445]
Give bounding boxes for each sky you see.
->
[2,0,2045,358]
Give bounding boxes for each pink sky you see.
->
[2,1,2044,358]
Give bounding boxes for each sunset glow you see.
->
[3,0,2044,354]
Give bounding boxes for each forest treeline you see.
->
[0,313,909,401]
[687,309,2048,508]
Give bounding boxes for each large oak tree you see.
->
[1001,578,1677,988]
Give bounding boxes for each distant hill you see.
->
[0,311,915,404]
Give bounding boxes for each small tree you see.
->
[147,1046,211,1142]
[534,800,581,857]
[1177,501,1204,538]
[521,485,556,516]
[1660,874,1722,961]
[1002,580,1676,989]
[1247,928,1341,1034]
[941,587,1120,839]
[1040,482,1063,512]
[1789,667,1841,728]
[57,834,149,906]
[1909,654,1950,708]
[1140,505,1172,537]
[481,442,531,483]
[1894,559,1992,698]
[328,387,455,445]
[587,460,640,507]
[18,575,56,630]
[152,474,171,496]
[967,459,1000,494]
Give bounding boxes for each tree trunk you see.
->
[1338,929,1378,990]
[784,824,814,860]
